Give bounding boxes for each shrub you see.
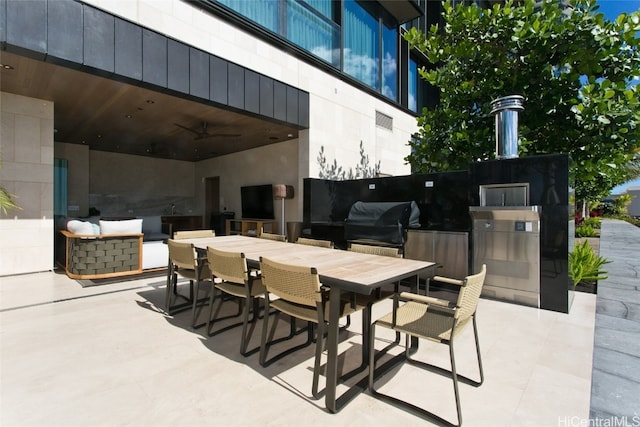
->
[569,240,610,286]
[575,224,598,237]
[582,217,601,229]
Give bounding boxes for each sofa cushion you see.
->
[141,216,162,233]
[99,219,143,234]
[67,220,98,235]
[140,216,170,241]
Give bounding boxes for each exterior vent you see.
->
[375,111,393,130]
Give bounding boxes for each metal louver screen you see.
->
[375,111,393,130]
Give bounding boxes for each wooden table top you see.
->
[180,235,436,294]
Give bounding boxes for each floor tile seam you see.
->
[594,306,640,324]
[591,357,640,385]
[592,341,640,361]
[0,284,153,313]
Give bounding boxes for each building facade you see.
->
[0,0,437,275]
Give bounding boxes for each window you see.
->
[382,20,397,100]
[408,58,418,112]
[343,0,380,90]
[217,0,278,32]
[210,0,412,106]
[287,0,340,67]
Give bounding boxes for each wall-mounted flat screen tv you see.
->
[241,184,275,219]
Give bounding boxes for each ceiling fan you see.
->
[174,121,240,140]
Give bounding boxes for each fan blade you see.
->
[195,133,241,140]
[174,123,203,136]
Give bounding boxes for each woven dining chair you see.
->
[259,232,287,241]
[206,247,265,356]
[348,243,402,258]
[166,239,212,328]
[348,242,403,332]
[173,229,215,239]
[296,237,334,248]
[258,256,366,398]
[368,264,487,427]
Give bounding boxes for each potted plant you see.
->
[569,240,610,293]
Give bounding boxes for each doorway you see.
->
[204,176,220,229]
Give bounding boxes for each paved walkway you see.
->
[590,219,640,422]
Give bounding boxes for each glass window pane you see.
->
[300,0,332,19]
[409,58,417,112]
[343,0,379,90]
[382,22,397,101]
[217,0,278,32]
[287,0,340,67]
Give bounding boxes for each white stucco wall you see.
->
[0,92,54,275]
[194,138,301,229]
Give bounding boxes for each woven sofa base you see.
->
[61,231,143,279]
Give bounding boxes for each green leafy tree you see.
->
[404,0,640,205]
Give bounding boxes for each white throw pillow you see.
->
[99,219,143,234]
[67,220,97,235]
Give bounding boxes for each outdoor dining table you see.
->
[180,234,437,413]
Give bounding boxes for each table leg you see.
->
[410,274,419,350]
[325,285,341,413]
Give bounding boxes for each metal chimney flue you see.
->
[490,95,524,159]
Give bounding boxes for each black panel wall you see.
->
[167,39,189,93]
[0,0,5,46]
[210,56,228,104]
[286,86,299,124]
[468,154,571,313]
[47,0,83,66]
[298,91,309,128]
[228,63,245,109]
[273,81,287,122]
[244,70,260,114]
[259,75,274,118]
[1,0,310,136]
[115,19,142,81]
[142,29,167,87]
[189,48,209,99]
[5,0,46,59]
[83,6,114,74]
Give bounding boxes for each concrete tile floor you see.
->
[0,270,595,426]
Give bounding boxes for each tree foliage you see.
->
[404,0,640,203]
[317,141,381,180]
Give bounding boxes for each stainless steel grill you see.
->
[470,206,541,307]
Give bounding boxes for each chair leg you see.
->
[206,285,221,336]
[312,320,325,398]
[191,280,201,327]
[164,268,173,313]
[191,280,212,329]
[472,315,484,385]
[449,340,462,427]
[259,298,273,366]
[239,297,256,356]
[260,311,314,368]
[370,326,465,427]
[207,291,246,336]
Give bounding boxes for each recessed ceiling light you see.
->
[288,134,294,138]
[146,100,155,104]
[125,114,133,119]
[0,64,14,70]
